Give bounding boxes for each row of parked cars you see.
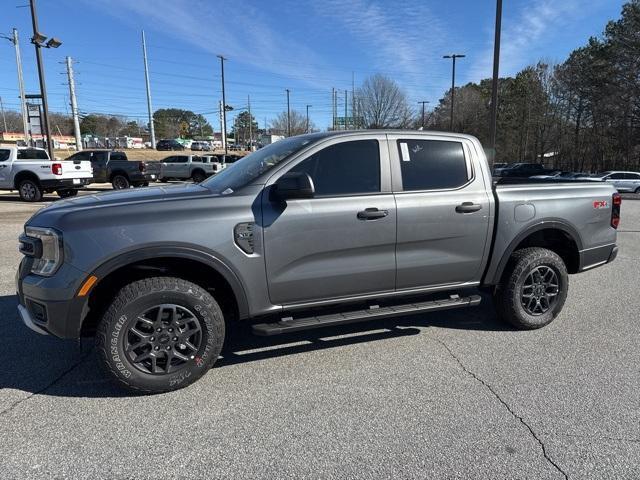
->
[492,162,640,193]
[0,146,242,202]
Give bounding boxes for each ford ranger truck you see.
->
[0,146,93,201]
[16,131,620,393]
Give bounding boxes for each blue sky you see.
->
[0,0,628,133]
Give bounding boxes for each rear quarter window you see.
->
[17,148,49,160]
[0,149,10,162]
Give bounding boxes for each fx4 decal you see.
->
[593,200,609,209]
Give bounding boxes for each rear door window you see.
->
[0,149,10,161]
[110,152,127,161]
[17,148,49,160]
[396,139,469,191]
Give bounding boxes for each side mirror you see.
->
[272,172,315,200]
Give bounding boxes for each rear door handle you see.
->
[455,202,482,213]
[357,208,388,220]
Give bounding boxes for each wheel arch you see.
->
[13,170,41,189]
[79,245,249,337]
[109,170,129,181]
[486,220,582,285]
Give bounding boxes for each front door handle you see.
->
[455,202,482,214]
[357,208,388,220]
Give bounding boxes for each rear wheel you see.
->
[18,179,42,202]
[57,189,78,198]
[192,171,206,183]
[635,186,640,194]
[111,174,130,190]
[494,247,568,329]
[96,277,225,394]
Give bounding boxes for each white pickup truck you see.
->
[0,146,93,201]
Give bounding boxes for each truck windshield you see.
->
[202,134,325,194]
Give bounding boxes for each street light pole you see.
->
[29,0,55,160]
[1,29,29,143]
[443,54,465,131]
[418,101,430,129]
[286,88,291,136]
[141,30,156,149]
[305,104,312,133]
[489,0,503,159]
[217,55,228,156]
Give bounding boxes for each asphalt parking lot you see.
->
[0,190,639,479]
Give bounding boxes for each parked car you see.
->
[66,150,158,189]
[190,141,211,151]
[0,146,92,201]
[158,154,215,183]
[586,171,640,193]
[201,155,226,174]
[529,171,586,180]
[16,131,620,393]
[493,162,556,177]
[156,139,185,151]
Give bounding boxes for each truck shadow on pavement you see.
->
[0,292,509,399]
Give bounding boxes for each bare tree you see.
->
[270,110,316,136]
[357,74,413,128]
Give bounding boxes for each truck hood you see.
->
[27,183,215,225]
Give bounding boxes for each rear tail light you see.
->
[611,193,621,229]
[51,163,62,175]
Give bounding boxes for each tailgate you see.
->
[59,160,93,179]
[143,161,161,175]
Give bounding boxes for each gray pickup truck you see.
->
[66,149,158,189]
[158,154,215,183]
[16,131,620,393]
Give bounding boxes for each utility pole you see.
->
[0,97,6,132]
[1,29,29,142]
[344,90,348,130]
[65,56,82,151]
[418,101,430,129]
[217,55,228,155]
[141,30,156,149]
[443,53,465,131]
[331,87,336,130]
[29,0,56,160]
[247,94,252,150]
[351,72,356,129]
[305,104,311,133]
[285,88,291,136]
[488,0,503,160]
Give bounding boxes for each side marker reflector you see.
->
[78,275,98,297]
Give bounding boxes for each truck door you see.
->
[0,149,12,187]
[172,156,189,178]
[261,135,396,305]
[90,151,109,182]
[388,134,491,289]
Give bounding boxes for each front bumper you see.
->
[16,258,89,338]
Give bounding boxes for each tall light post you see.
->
[443,54,465,131]
[29,0,62,160]
[141,30,156,149]
[1,29,29,143]
[285,89,291,136]
[217,54,228,155]
[305,104,312,133]
[418,101,430,129]
[489,0,503,160]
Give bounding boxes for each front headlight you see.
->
[24,227,63,276]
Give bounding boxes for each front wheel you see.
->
[96,277,225,393]
[111,174,130,190]
[494,247,568,330]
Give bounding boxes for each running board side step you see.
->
[252,294,482,336]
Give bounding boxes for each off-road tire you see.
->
[111,174,130,190]
[494,247,568,330]
[18,178,43,202]
[96,277,225,394]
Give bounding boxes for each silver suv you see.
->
[590,171,640,193]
